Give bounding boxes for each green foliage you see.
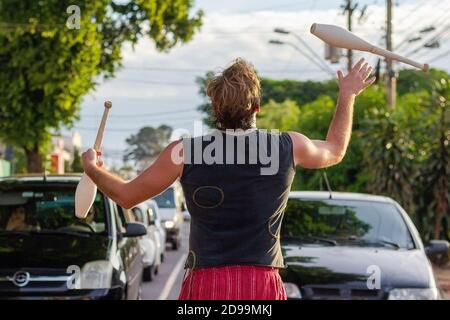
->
[196,66,450,240]
[414,78,450,240]
[257,99,300,131]
[260,78,338,105]
[196,71,215,127]
[124,124,173,168]
[397,68,450,95]
[0,0,203,172]
[196,73,339,127]
[70,147,83,173]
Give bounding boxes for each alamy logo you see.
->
[66,5,81,30]
[66,265,81,289]
[366,265,381,290]
[171,127,281,175]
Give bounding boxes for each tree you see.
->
[124,124,173,169]
[0,0,203,172]
[71,147,83,173]
[416,78,450,240]
[257,99,300,131]
[196,68,450,240]
[196,72,338,127]
[260,78,338,105]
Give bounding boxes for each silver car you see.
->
[132,203,162,282]
[145,200,167,263]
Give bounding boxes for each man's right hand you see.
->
[337,58,376,97]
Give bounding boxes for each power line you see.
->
[83,107,199,119]
[395,1,450,51]
[428,48,450,63]
[394,0,438,37]
[74,118,201,132]
[413,32,450,60]
[274,28,335,74]
[123,66,329,74]
[405,23,450,58]
[113,78,197,86]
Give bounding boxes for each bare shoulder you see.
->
[161,139,184,166]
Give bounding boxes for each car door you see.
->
[146,206,161,265]
[149,201,166,257]
[132,205,157,268]
[117,206,143,300]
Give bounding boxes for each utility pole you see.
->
[343,0,356,72]
[386,0,396,108]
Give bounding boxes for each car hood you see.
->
[281,243,433,290]
[0,234,111,269]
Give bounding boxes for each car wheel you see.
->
[172,240,179,250]
[143,266,154,282]
[137,287,142,300]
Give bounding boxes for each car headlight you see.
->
[388,288,439,300]
[80,260,113,289]
[283,282,302,299]
[165,220,175,229]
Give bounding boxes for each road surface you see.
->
[141,221,190,300]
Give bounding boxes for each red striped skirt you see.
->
[178,265,287,300]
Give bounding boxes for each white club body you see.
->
[75,101,112,219]
[310,23,429,71]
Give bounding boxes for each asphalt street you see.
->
[141,221,190,300]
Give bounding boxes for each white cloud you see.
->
[74,0,450,157]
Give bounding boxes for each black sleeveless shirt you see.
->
[180,129,295,269]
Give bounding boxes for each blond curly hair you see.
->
[206,58,261,130]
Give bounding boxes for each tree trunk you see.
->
[25,147,43,173]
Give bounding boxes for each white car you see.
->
[145,199,167,263]
[153,183,185,250]
[132,203,162,281]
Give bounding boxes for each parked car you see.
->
[145,200,166,262]
[0,175,146,300]
[280,191,449,300]
[153,183,185,250]
[132,202,163,281]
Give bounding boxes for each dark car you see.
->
[0,175,146,300]
[280,191,449,300]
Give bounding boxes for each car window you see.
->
[132,207,145,224]
[149,202,159,220]
[0,185,107,235]
[154,188,175,208]
[147,207,155,224]
[281,199,415,249]
[116,206,130,226]
[111,202,125,234]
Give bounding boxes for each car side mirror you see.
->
[425,240,449,257]
[123,222,147,237]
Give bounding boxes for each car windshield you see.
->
[0,185,107,235]
[154,188,175,209]
[281,198,415,249]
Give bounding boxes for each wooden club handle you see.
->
[93,101,112,151]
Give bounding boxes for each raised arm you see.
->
[289,58,375,169]
[81,140,183,209]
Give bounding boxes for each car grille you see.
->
[303,286,385,300]
[0,269,70,292]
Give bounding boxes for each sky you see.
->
[65,0,450,166]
